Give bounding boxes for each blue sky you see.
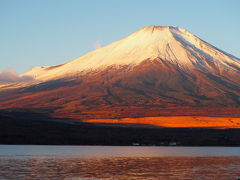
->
[1,0,240,73]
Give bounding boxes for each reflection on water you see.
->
[0,146,240,180]
[0,157,240,180]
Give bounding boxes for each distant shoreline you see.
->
[1,109,240,146]
[1,118,240,146]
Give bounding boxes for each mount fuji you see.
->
[1,25,240,128]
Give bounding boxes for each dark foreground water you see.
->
[0,146,240,180]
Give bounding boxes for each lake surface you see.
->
[0,145,240,180]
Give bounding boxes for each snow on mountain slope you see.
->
[23,26,240,81]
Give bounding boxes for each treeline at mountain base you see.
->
[1,110,240,146]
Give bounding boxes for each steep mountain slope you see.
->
[0,25,240,120]
[24,26,240,81]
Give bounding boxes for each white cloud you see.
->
[93,40,102,49]
[0,67,34,83]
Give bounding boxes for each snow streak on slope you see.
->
[23,26,240,81]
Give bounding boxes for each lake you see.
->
[0,145,240,180]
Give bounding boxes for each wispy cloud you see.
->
[0,67,34,83]
[93,40,102,49]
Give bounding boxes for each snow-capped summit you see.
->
[24,25,240,81]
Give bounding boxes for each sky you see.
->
[0,0,240,73]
